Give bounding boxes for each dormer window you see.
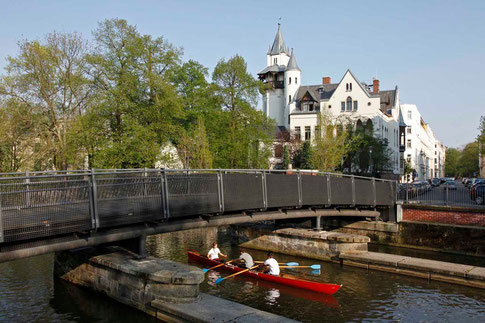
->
[274,57,278,64]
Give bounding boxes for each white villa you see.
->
[258,24,406,180]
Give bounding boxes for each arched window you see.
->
[289,95,291,102]
[346,83,349,91]
[350,83,352,91]
[346,96,352,111]
[295,77,298,84]
[289,77,292,85]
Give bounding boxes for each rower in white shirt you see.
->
[261,252,280,276]
[207,242,227,261]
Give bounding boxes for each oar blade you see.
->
[310,264,321,270]
[215,278,224,284]
[203,268,209,273]
[286,262,299,266]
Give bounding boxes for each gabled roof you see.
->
[378,89,397,114]
[286,49,301,71]
[294,83,339,102]
[257,64,286,75]
[268,24,289,55]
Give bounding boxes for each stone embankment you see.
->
[55,246,297,322]
[234,225,485,289]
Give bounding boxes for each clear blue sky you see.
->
[1,0,484,148]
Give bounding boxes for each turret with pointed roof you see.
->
[286,49,301,71]
[269,23,289,55]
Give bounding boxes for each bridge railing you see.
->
[0,169,396,244]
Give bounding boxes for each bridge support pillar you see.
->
[314,216,322,231]
[104,234,147,258]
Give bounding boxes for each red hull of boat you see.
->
[187,251,342,296]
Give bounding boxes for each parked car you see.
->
[473,185,485,205]
[399,183,418,197]
[470,180,485,199]
[443,180,457,190]
[431,178,441,187]
[462,177,468,184]
[465,178,474,187]
[440,178,447,184]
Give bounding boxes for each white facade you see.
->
[401,104,444,181]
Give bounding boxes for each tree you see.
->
[478,115,485,155]
[293,141,313,169]
[178,117,213,169]
[80,19,184,168]
[281,145,290,169]
[311,113,348,172]
[445,147,460,177]
[457,142,479,177]
[211,55,274,168]
[0,32,91,170]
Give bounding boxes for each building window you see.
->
[350,83,352,91]
[407,139,412,148]
[407,126,412,134]
[289,77,292,85]
[294,127,301,140]
[353,101,358,111]
[274,57,278,64]
[315,125,321,139]
[341,102,345,111]
[295,77,298,84]
[407,110,412,119]
[346,83,349,91]
[346,96,352,111]
[407,154,411,163]
[289,95,291,102]
[305,126,311,141]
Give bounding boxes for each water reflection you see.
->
[0,226,483,322]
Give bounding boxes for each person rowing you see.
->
[233,249,254,269]
[207,242,227,261]
[260,252,280,276]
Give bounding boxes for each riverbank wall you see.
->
[232,224,485,289]
[323,219,485,257]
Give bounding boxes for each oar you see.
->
[254,261,300,266]
[215,265,259,284]
[203,259,236,273]
[280,264,321,270]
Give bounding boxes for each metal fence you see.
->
[397,181,485,208]
[0,169,396,244]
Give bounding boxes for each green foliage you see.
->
[457,142,479,177]
[341,121,391,177]
[479,115,485,155]
[210,55,274,169]
[445,147,460,177]
[293,141,313,169]
[311,113,348,172]
[281,145,290,169]
[0,19,277,172]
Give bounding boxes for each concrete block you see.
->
[467,267,485,281]
[397,257,475,277]
[151,293,298,323]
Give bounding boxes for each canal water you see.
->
[0,227,484,322]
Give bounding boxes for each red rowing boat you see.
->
[187,251,342,296]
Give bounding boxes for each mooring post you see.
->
[315,215,321,231]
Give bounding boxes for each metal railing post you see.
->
[0,193,4,243]
[217,170,225,214]
[446,185,449,206]
[25,171,30,207]
[261,170,267,211]
[89,168,100,230]
[372,178,377,207]
[161,170,170,219]
[351,175,356,207]
[297,170,302,208]
[143,167,148,196]
[326,174,332,206]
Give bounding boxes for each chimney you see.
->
[322,77,331,85]
[373,79,380,94]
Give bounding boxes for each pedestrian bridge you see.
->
[0,169,396,262]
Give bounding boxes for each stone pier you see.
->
[54,246,297,322]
